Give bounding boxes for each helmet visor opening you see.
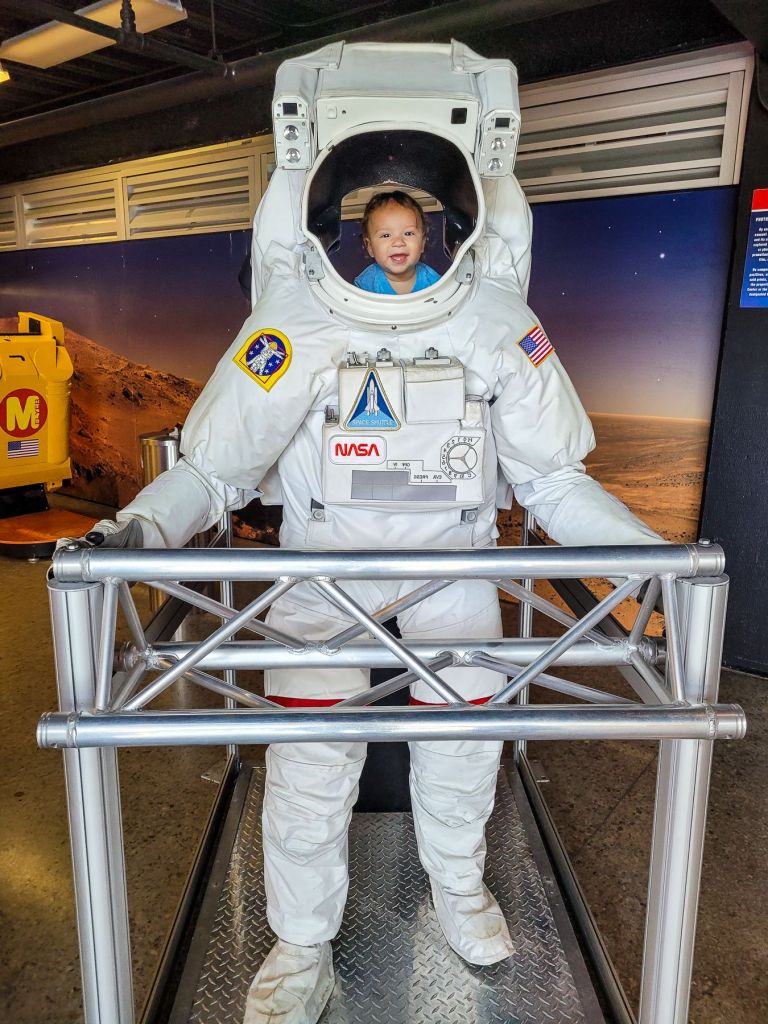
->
[306,129,480,269]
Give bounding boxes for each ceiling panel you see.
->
[0,0,446,120]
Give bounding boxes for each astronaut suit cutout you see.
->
[93,41,662,1024]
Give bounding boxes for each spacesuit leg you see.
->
[261,583,377,941]
[244,583,374,1024]
[398,579,514,965]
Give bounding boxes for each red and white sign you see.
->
[329,434,386,464]
[0,388,48,438]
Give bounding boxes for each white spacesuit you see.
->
[97,41,661,1024]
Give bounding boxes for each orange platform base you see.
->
[0,509,96,559]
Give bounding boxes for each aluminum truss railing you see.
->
[38,542,745,1024]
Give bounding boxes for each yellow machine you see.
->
[0,312,73,492]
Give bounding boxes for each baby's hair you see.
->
[360,190,429,244]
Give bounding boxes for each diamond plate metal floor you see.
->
[170,766,604,1024]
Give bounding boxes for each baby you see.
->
[354,190,440,294]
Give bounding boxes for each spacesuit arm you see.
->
[115,259,338,547]
[490,327,663,547]
[116,449,259,548]
[250,168,308,304]
[512,465,661,547]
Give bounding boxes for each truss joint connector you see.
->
[145,646,170,670]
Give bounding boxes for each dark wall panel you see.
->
[701,59,768,674]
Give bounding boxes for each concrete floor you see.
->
[1,548,766,1024]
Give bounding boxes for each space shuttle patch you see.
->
[344,369,400,430]
[234,328,292,390]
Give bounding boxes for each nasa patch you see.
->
[344,370,400,431]
[234,328,292,390]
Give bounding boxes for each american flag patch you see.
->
[517,325,554,367]
[8,439,40,459]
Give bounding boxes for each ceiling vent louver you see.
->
[0,195,18,250]
[0,46,752,251]
[125,156,256,238]
[517,45,753,203]
[21,178,121,246]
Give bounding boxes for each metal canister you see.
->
[139,428,181,486]
[139,428,212,611]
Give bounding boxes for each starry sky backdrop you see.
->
[528,188,737,419]
[0,187,736,419]
[0,232,253,382]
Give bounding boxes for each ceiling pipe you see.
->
[18,0,231,75]
[0,0,618,149]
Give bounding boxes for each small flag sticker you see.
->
[8,438,40,459]
[517,325,554,367]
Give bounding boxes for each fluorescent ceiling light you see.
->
[0,0,187,70]
[0,61,10,85]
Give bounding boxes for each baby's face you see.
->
[364,202,426,281]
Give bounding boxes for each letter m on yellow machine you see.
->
[0,313,73,495]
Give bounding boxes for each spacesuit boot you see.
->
[409,737,514,966]
[430,879,514,966]
[242,939,334,1024]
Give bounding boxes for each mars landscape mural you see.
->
[0,187,736,549]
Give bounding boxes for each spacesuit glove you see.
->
[56,518,144,552]
[87,518,144,548]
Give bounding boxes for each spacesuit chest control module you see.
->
[323,349,486,510]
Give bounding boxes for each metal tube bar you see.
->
[210,525,228,548]
[536,573,671,709]
[38,703,746,749]
[94,581,119,711]
[469,653,635,705]
[53,543,725,584]
[219,564,239,762]
[491,577,644,704]
[326,579,453,647]
[337,654,455,707]
[118,581,148,654]
[639,576,731,1024]
[498,579,611,646]
[123,578,296,711]
[143,637,635,670]
[514,507,536,762]
[48,580,133,1024]
[159,661,282,711]
[661,575,686,702]
[219,520,237,761]
[629,650,674,705]
[109,660,147,711]
[314,579,466,705]
[150,579,300,647]
[629,577,662,645]
[495,675,530,702]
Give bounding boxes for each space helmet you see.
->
[260,41,526,331]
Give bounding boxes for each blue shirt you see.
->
[354,262,440,294]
